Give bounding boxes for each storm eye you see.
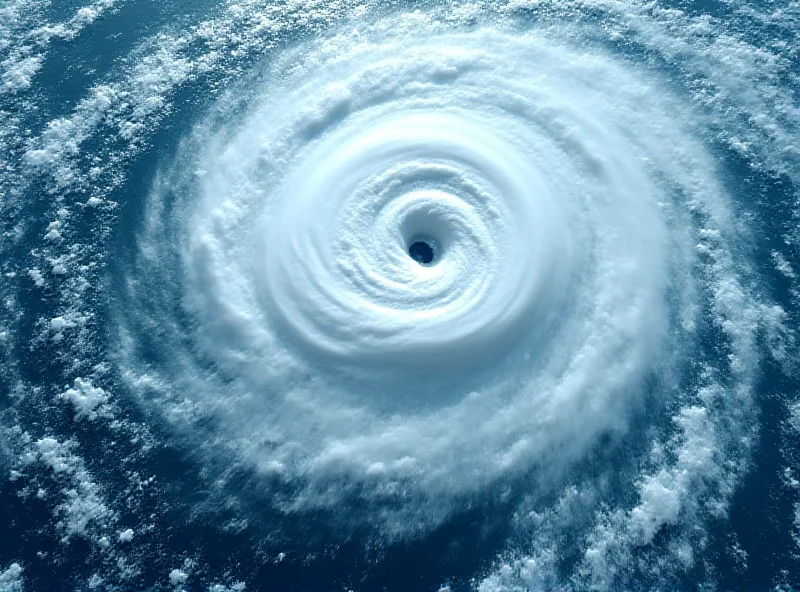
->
[408,239,438,266]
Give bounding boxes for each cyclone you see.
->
[1,1,799,591]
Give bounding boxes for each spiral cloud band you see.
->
[127,27,715,519]
[3,0,798,589]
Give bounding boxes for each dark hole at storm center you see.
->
[409,240,436,265]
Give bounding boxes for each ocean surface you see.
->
[1,0,799,590]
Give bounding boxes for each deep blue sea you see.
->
[1,1,799,591]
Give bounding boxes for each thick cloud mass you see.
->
[1,1,798,590]
[123,27,730,526]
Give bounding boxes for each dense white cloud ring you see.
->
[125,26,733,530]
[263,111,563,367]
